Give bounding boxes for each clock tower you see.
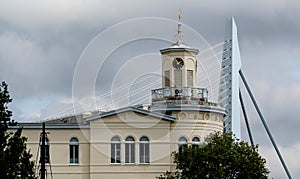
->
[160,43,199,88]
[151,11,226,126]
[149,12,225,153]
[160,11,199,89]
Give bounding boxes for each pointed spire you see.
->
[175,9,183,45]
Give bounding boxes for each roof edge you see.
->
[86,106,175,122]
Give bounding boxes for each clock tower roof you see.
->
[160,43,199,55]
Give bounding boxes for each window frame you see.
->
[192,137,200,148]
[187,69,193,87]
[111,136,121,164]
[139,136,150,164]
[178,137,188,153]
[174,69,183,87]
[125,136,135,164]
[165,70,170,87]
[69,137,79,164]
[39,137,50,164]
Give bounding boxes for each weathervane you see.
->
[176,9,183,45]
[178,9,182,21]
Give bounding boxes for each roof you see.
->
[10,123,90,129]
[86,106,175,122]
[11,106,175,129]
[160,43,199,54]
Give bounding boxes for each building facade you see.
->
[18,18,230,179]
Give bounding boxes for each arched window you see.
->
[111,136,121,164]
[178,137,188,152]
[192,137,200,148]
[69,137,79,164]
[125,136,135,163]
[39,137,50,164]
[139,136,149,163]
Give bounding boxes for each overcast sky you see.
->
[1,0,300,178]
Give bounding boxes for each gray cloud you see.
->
[1,0,299,178]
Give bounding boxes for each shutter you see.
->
[174,69,182,87]
[165,70,170,87]
[187,70,193,87]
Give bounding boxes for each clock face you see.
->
[172,58,184,69]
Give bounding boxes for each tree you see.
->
[0,81,36,179]
[157,132,269,179]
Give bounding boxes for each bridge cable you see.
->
[239,69,292,179]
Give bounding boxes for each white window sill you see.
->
[110,163,121,165]
[139,163,150,165]
[69,163,79,166]
[124,163,136,165]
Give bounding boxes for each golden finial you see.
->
[178,9,182,21]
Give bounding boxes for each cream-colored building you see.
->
[19,20,226,179]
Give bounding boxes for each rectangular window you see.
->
[111,143,121,163]
[165,70,170,87]
[125,143,135,163]
[178,144,187,153]
[70,145,79,164]
[187,70,193,87]
[40,138,50,164]
[140,143,149,163]
[45,145,50,164]
[174,69,182,87]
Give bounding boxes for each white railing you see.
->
[151,87,208,102]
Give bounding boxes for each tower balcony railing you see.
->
[151,87,208,102]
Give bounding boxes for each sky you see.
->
[1,0,300,178]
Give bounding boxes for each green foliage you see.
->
[157,132,269,179]
[0,81,36,179]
